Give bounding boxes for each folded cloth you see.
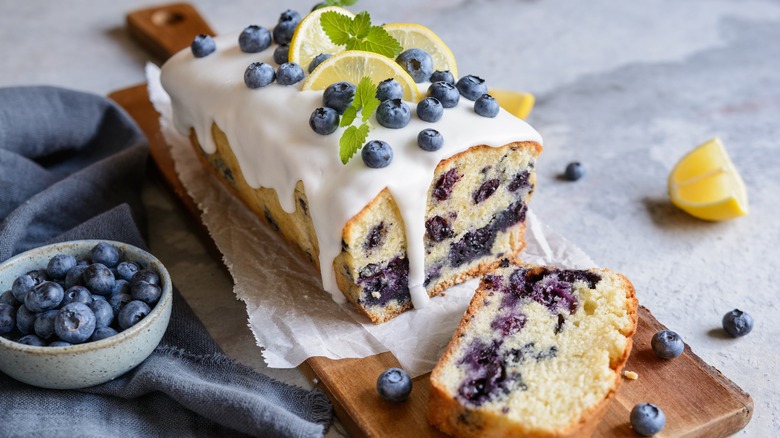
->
[0,86,332,438]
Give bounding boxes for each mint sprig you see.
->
[321,11,403,58]
[339,77,380,164]
[316,0,360,9]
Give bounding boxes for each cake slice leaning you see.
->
[428,262,638,437]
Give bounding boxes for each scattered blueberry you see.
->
[456,75,488,101]
[651,330,684,359]
[376,367,413,402]
[0,303,15,335]
[474,94,499,118]
[62,285,93,306]
[376,78,404,102]
[17,334,45,346]
[428,81,460,108]
[418,129,444,152]
[191,34,216,58]
[276,62,305,85]
[564,162,584,181]
[323,81,356,115]
[91,242,121,268]
[16,305,36,335]
[47,254,77,279]
[430,70,455,85]
[64,264,87,288]
[722,309,753,337]
[362,140,393,168]
[309,107,340,135]
[33,309,59,340]
[244,62,276,88]
[25,281,64,312]
[376,99,411,129]
[131,269,160,286]
[108,293,133,316]
[84,263,115,295]
[396,49,433,83]
[131,281,162,306]
[273,9,301,45]
[239,25,272,53]
[91,327,119,342]
[308,53,332,73]
[118,300,152,330]
[273,44,290,65]
[417,97,443,122]
[116,261,140,282]
[88,299,114,329]
[630,403,666,436]
[55,302,96,344]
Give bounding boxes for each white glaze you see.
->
[160,31,542,309]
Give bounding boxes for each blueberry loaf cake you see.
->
[428,263,638,437]
[160,7,543,323]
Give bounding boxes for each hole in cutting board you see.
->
[151,10,185,27]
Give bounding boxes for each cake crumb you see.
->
[623,370,639,380]
[371,291,381,299]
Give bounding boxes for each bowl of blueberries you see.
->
[0,240,172,389]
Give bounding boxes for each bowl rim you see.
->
[0,239,172,355]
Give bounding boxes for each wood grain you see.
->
[116,3,753,436]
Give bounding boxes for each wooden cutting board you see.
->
[113,4,753,436]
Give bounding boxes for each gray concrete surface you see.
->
[2,0,778,435]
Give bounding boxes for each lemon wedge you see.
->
[384,23,458,78]
[668,137,749,221]
[288,6,355,70]
[488,89,535,119]
[302,50,422,102]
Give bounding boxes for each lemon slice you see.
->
[668,137,749,221]
[488,89,535,119]
[384,23,458,78]
[288,6,355,70]
[302,50,422,102]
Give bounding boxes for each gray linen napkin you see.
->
[0,86,332,438]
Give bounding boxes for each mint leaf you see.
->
[321,11,353,45]
[354,77,380,122]
[323,0,360,7]
[340,106,358,127]
[362,96,380,122]
[351,11,371,39]
[359,26,403,58]
[339,124,370,164]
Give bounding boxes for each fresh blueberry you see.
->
[49,340,72,347]
[239,25,272,53]
[308,53,332,73]
[376,78,404,102]
[16,305,36,335]
[12,274,37,302]
[273,44,290,65]
[396,49,433,83]
[376,367,413,402]
[430,70,455,85]
[112,279,130,296]
[474,94,499,118]
[88,299,114,329]
[131,269,160,286]
[323,81,356,115]
[131,281,162,306]
[33,309,59,340]
[84,263,115,296]
[91,242,121,268]
[273,9,301,45]
[91,327,119,342]
[417,129,444,152]
[428,81,459,108]
[116,261,140,282]
[27,269,50,284]
[276,62,305,85]
[630,403,666,436]
[309,107,340,135]
[362,140,393,168]
[62,285,93,306]
[376,99,411,129]
[64,264,88,288]
[108,293,133,316]
[244,62,276,88]
[564,162,584,181]
[25,281,64,312]
[118,300,152,330]
[47,254,77,279]
[456,75,488,101]
[191,34,216,58]
[55,302,96,344]
[0,303,15,335]
[416,97,443,122]
[651,330,684,359]
[722,309,753,337]
[0,290,19,306]
[17,334,45,346]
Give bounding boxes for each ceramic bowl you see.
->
[0,240,172,389]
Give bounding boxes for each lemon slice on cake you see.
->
[668,137,749,221]
[488,89,535,119]
[384,23,458,78]
[302,50,422,102]
[289,6,355,70]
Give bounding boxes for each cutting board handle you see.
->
[126,2,214,61]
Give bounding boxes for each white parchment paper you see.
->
[146,64,596,377]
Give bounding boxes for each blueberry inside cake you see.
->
[429,263,638,437]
